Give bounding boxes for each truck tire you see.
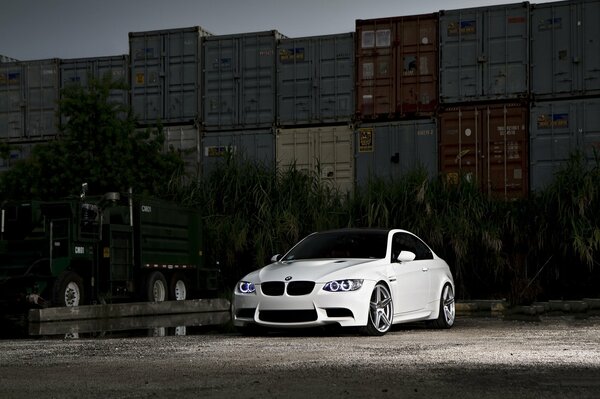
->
[145,271,168,302]
[52,271,85,307]
[169,273,188,301]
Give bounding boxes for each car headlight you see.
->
[237,281,256,294]
[323,279,363,292]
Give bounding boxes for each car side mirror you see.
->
[397,250,416,263]
[271,254,282,262]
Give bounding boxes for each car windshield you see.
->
[282,230,388,261]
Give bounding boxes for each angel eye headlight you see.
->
[237,281,256,294]
[323,279,363,292]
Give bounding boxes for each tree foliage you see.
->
[0,74,183,200]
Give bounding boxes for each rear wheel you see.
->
[428,284,455,329]
[360,283,393,336]
[52,271,84,307]
[145,271,168,302]
[169,273,188,301]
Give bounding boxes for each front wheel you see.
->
[52,271,84,307]
[428,284,455,329]
[145,271,168,302]
[360,283,393,336]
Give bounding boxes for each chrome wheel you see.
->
[363,283,393,336]
[442,284,455,327]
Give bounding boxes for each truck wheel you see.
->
[170,273,188,301]
[146,271,167,302]
[52,271,84,307]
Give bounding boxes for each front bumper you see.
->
[232,280,376,328]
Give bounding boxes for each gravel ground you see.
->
[0,316,599,398]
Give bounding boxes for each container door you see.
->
[131,34,163,124]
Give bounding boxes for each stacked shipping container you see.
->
[1,0,600,197]
[529,0,600,190]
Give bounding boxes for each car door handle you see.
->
[421,268,429,272]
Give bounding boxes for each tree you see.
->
[0,74,183,200]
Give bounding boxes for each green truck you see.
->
[0,187,218,310]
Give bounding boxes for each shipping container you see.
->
[530,0,600,100]
[355,13,438,120]
[202,128,275,175]
[203,31,285,131]
[0,54,18,63]
[0,59,60,140]
[60,55,129,106]
[277,33,354,126]
[355,120,437,186]
[530,98,600,190]
[276,125,354,193]
[129,26,210,125]
[439,3,529,103]
[438,103,529,199]
[164,124,201,178]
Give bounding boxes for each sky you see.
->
[1,0,563,61]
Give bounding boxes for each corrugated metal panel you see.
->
[203,31,284,131]
[202,128,275,175]
[276,125,354,193]
[355,120,437,186]
[0,59,60,141]
[530,98,600,190]
[439,103,529,199]
[531,0,600,100]
[355,13,438,120]
[130,26,210,125]
[439,3,529,103]
[164,124,201,178]
[277,33,354,126]
[60,55,129,105]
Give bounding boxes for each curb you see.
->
[456,298,600,319]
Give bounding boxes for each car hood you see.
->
[244,258,381,283]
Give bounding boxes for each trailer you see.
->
[0,186,218,310]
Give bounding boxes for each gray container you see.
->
[130,26,210,125]
[202,128,275,175]
[0,59,60,141]
[277,33,354,126]
[164,124,201,178]
[203,31,285,131]
[439,2,530,103]
[530,98,600,190]
[530,0,600,100]
[276,125,354,193]
[355,120,438,187]
[60,55,129,106]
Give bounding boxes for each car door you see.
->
[390,232,432,315]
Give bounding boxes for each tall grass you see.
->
[163,151,599,303]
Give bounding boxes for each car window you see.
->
[283,230,388,260]
[391,232,433,261]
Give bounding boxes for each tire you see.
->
[52,271,84,307]
[360,283,393,336]
[145,271,168,302]
[169,273,188,301]
[428,283,455,329]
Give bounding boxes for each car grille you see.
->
[260,281,315,296]
[259,309,318,323]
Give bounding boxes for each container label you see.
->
[538,17,562,31]
[135,73,145,85]
[448,20,476,36]
[0,72,20,84]
[508,16,526,24]
[279,48,305,63]
[358,128,374,153]
[205,145,237,157]
[537,114,568,129]
[213,58,231,70]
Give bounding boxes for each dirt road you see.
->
[0,316,599,398]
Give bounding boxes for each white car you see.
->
[232,228,455,335]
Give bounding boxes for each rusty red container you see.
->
[438,102,529,199]
[355,13,438,121]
